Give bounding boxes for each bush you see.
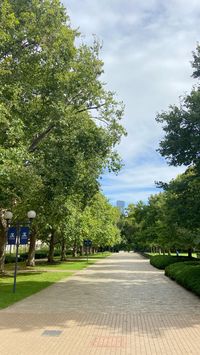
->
[5,250,49,263]
[5,255,24,263]
[5,249,64,264]
[165,261,200,296]
[19,251,48,260]
[150,255,194,269]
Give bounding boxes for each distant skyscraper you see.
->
[116,200,125,214]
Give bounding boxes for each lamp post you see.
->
[4,210,36,293]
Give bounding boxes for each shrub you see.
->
[165,261,200,296]
[19,251,48,260]
[5,250,49,263]
[150,255,194,269]
[5,255,24,263]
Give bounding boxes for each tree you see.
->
[156,44,200,172]
[80,193,121,251]
[159,168,200,256]
[118,202,149,251]
[0,0,126,271]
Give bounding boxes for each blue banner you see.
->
[20,227,29,245]
[7,227,17,245]
[83,239,92,247]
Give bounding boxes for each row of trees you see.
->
[120,42,200,255]
[120,168,200,256]
[0,0,125,272]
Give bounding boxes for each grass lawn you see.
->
[0,271,72,309]
[0,252,111,309]
[84,252,111,259]
[35,259,97,270]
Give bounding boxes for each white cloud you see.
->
[64,0,199,203]
[101,161,185,204]
[103,165,182,190]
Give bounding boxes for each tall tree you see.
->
[159,168,200,256]
[0,0,125,271]
[156,44,200,172]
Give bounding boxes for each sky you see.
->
[64,0,200,206]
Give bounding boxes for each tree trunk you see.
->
[79,245,84,256]
[72,243,78,257]
[60,237,66,261]
[188,248,192,258]
[26,230,36,266]
[48,233,55,263]
[0,212,7,274]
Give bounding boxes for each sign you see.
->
[7,227,17,245]
[83,239,92,247]
[20,227,29,245]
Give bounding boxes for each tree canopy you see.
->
[156,44,200,172]
[0,0,126,271]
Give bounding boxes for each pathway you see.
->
[0,252,200,354]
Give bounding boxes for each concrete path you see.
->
[0,252,200,354]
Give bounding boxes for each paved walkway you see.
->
[0,253,200,354]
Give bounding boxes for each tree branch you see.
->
[28,104,107,153]
[28,123,55,152]
[76,103,106,114]
[92,116,109,125]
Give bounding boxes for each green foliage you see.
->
[156,44,200,172]
[119,177,200,254]
[5,255,19,263]
[0,0,125,270]
[150,255,194,269]
[60,192,121,251]
[5,249,61,263]
[118,201,148,251]
[117,42,200,257]
[165,261,200,296]
[160,168,200,231]
[81,193,121,247]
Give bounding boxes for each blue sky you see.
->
[64,0,200,206]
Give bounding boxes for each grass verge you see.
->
[35,259,97,270]
[0,252,111,309]
[0,271,72,309]
[165,261,200,297]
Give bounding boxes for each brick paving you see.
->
[0,252,200,354]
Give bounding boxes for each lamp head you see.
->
[4,211,13,221]
[27,210,36,220]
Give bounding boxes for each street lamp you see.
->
[4,211,13,225]
[4,210,36,293]
[27,210,36,220]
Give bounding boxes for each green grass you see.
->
[35,252,111,270]
[35,260,96,270]
[0,271,72,309]
[0,251,111,309]
[165,261,200,297]
[85,252,111,259]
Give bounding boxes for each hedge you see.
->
[150,255,194,269]
[165,261,200,297]
[5,249,62,263]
